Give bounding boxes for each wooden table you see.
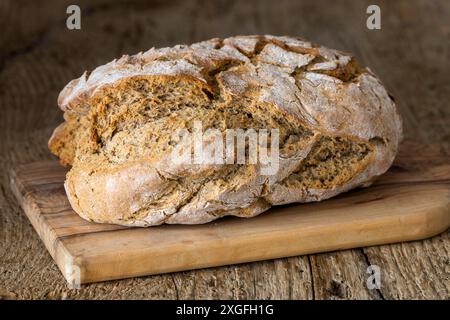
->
[0,0,449,299]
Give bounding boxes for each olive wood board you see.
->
[9,141,450,285]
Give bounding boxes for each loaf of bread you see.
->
[49,35,402,226]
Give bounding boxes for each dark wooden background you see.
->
[1,0,449,299]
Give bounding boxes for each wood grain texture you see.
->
[10,143,450,285]
[1,0,449,299]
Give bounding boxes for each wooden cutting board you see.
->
[10,141,450,285]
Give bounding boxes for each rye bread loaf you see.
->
[49,35,402,227]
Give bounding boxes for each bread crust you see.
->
[50,35,402,226]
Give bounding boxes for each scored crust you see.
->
[49,35,403,226]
